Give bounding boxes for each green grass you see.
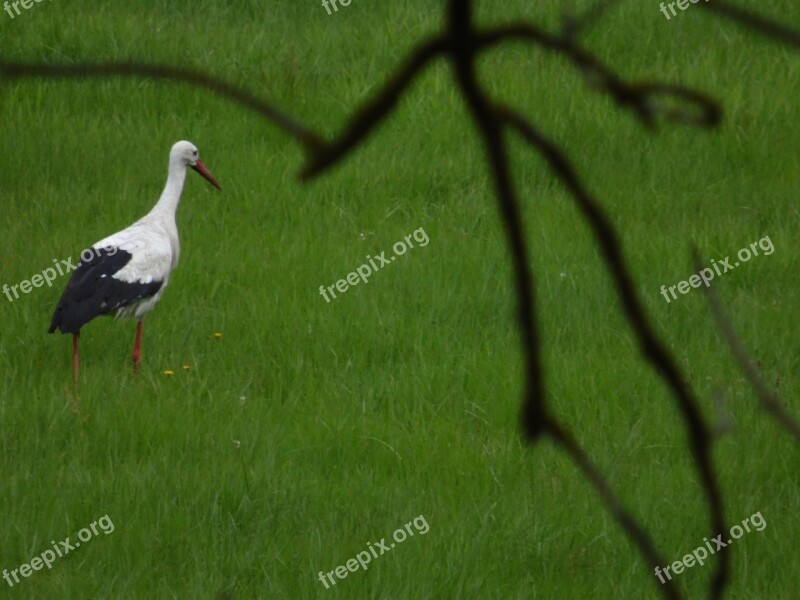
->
[1,1,799,598]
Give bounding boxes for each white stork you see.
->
[48,140,221,386]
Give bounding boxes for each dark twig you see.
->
[478,25,721,128]
[547,420,680,598]
[692,247,800,442]
[700,1,800,49]
[498,104,726,599]
[300,36,450,179]
[447,1,547,439]
[446,1,690,596]
[0,61,323,151]
[561,0,623,41]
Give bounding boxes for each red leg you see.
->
[133,320,143,375]
[72,331,80,390]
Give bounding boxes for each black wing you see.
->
[48,246,163,334]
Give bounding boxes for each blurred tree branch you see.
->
[692,247,800,442]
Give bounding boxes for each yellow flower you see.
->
[163,370,174,376]
[213,332,222,339]
[182,364,191,371]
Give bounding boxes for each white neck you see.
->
[148,159,187,221]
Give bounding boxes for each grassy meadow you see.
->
[1,0,799,598]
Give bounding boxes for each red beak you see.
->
[191,159,222,190]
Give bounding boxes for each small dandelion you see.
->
[182,364,191,371]
[163,370,174,376]
[214,332,222,340]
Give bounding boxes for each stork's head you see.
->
[170,140,222,190]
